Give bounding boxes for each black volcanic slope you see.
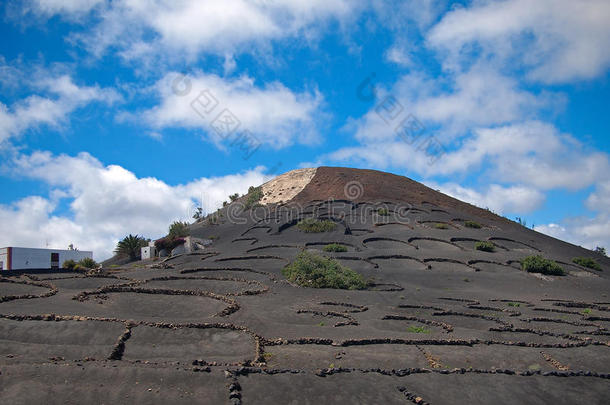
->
[1,167,609,404]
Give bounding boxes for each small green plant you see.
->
[282,251,368,290]
[297,218,337,233]
[528,364,542,371]
[572,257,602,271]
[582,308,592,315]
[229,193,240,202]
[318,321,325,327]
[407,325,431,334]
[169,221,190,239]
[78,257,98,269]
[62,259,77,270]
[434,223,449,229]
[192,207,203,220]
[245,186,263,209]
[63,258,98,271]
[521,256,565,276]
[507,302,520,307]
[262,352,273,360]
[475,241,495,252]
[463,278,470,282]
[322,243,348,252]
[464,220,482,229]
[377,208,390,216]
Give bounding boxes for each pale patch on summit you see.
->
[260,168,317,205]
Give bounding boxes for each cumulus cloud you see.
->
[26,0,356,60]
[428,0,610,83]
[330,118,608,192]
[427,182,546,215]
[139,71,323,148]
[535,180,610,250]
[25,0,104,17]
[438,121,609,190]
[0,74,120,145]
[1,151,271,260]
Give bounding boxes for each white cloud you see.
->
[428,0,610,83]
[438,122,609,190]
[347,65,558,148]
[0,74,120,145]
[27,0,104,16]
[36,0,356,60]
[2,151,272,260]
[371,0,448,32]
[329,120,609,192]
[428,182,546,215]
[139,71,323,148]
[535,218,610,251]
[535,180,610,250]
[384,47,413,67]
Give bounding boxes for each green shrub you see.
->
[407,325,430,334]
[377,208,390,216]
[169,221,190,239]
[282,251,368,290]
[507,302,520,307]
[245,186,263,209]
[582,308,592,314]
[297,218,337,233]
[322,243,348,252]
[572,257,602,271]
[78,257,98,269]
[475,241,495,252]
[62,259,77,270]
[521,256,565,276]
[434,223,449,229]
[464,220,482,229]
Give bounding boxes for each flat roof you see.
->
[1,247,93,253]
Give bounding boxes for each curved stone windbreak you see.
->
[232,237,258,245]
[408,237,463,251]
[363,237,416,251]
[74,285,240,317]
[246,244,302,254]
[0,277,58,303]
[488,237,541,252]
[143,275,269,296]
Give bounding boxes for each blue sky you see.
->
[1,0,609,260]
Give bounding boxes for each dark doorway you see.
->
[51,253,59,270]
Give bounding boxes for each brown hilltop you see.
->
[291,166,509,224]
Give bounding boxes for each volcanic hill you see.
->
[1,167,609,404]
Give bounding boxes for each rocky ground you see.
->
[1,168,609,404]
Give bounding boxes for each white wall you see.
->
[0,248,7,270]
[7,248,93,270]
[141,246,157,260]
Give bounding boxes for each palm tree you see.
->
[115,234,148,261]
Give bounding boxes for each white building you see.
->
[141,242,157,260]
[0,247,93,271]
